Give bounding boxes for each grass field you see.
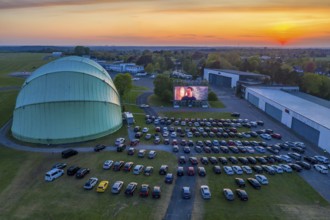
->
[209,100,225,108]
[148,94,172,107]
[0,53,54,87]
[0,146,177,220]
[194,153,330,219]
[0,90,18,127]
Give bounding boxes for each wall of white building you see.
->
[204,69,240,88]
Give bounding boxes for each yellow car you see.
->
[96,181,109,192]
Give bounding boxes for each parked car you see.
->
[113,161,124,171]
[130,139,140,146]
[138,149,146,158]
[144,166,154,176]
[140,184,150,197]
[67,165,80,176]
[224,166,234,175]
[51,162,64,169]
[133,165,144,175]
[232,165,243,175]
[187,166,195,176]
[111,181,124,194]
[247,178,261,189]
[61,149,78,159]
[76,168,90,179]
[123,162,134,172]
[148,150,157,159]
[94,144,106,152]
[159,165,169,175]
[213,165,221,174]
[303,156,318,164]
[296,161,311,170]
[255,174,269,185]
[165,173,174,183]
[200,185,211,199]
[117,144,126,152]
[182,186,192,199]
[313,164,328,174]
[198,167,206,177]
[84,177,98,190]
[314,155,329,164]
[45,168,64,182]
[235,178,246,187]
[152,186,161,199]
[242,166,253,174]
[223,188,234,201]
[103,160,114,170]
[96,180,109,192]
[189,157,198,165]
[236,189,248,201]
[279,164,293,173]
[260,133,271,140]
[125,182,138,196]
[115,137,125,146]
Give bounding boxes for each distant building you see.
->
[245,86,330,151]
[52,52,62,57]
[104,63,144,74]
[171,70,192,79]
[203,68,270,89]
[293,66,304,73]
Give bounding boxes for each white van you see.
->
[45,168,64,182]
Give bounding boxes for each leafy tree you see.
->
[153,75,173,103]
[208,91,218,101]
[145,63,154,73]
[74,46,90,56]
[114,73,132,98]
[136,54,152,66]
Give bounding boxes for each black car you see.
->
[159,165,169,175]
[61,149,78,159]
[247,156,257,164]
[165,173,174,183]
[220,146,229,153]
[288,152,302,160]
[75,168,90,179]
[94,144,106,152]
[247,178,261,189]
[200,157,209,165]
[198,167,206,177]
[152,186,161,199]
[228,146,239,154]
[252,165,263,173]
[67,165,80,176]
[289,163,303,172]
[235,178,246,187]
[228,156,238,164]
[291,146,305,154]
[189,157,198,165]
[213,165,221,174]
[113,161,124,171]
[178,156,186,164]
[231,112,240,117]
[238,157,249,165]
[256,157,267,164]
[218,157,228,165]
[296,161,311,170]
[303,156,318,164]
[236,189,248,201]
[209,157,218,164]
[117,144,126,152]
[125,182,138,196]
[177,166,184,176]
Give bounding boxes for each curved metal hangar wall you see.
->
[12,56,122,144]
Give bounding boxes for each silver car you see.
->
[201,185,211,199]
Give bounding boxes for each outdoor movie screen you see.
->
[174,86,208,101]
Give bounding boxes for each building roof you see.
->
[206,68,265,77]
[249,87,330,129]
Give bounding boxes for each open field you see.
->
[0,146,177,220]
[0,53,54,87]
[0,90,18,127]
[148,94,172,107]
[192,153,330,219]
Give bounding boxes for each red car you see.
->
[139,184,150,197]
[187,167,195,176]
[271,133,282,139]
[130,139,140,146]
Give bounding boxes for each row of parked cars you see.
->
[45,163,90,181]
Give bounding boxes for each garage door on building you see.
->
[247,93,259,107]
[209,74,232,88]
[265,103,282,121]
[291,118,320,145]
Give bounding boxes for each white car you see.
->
[314,156,329,164]
[163,131,169,137]
[260,133,271,140]
[280,155,292,163]
[255,174,269,185]
[200,185,211,199]
[115,137,125,146]
[103,160,114,170]
[142,127,149,133]
[170,132,177,138]
[254,146,266,153]
[279,164,292,173]
[271,165,284,174]
[246,146,255,153]
[232,166,243,175]
[148,150,157,159]
[140,104,149,108]
[242,166,253,174]
[187,132,193,138]
[224,166,234,175]
[111,181,124,194]
[314,164,328,174]
[84,177,99,190]
[133,165,144,175]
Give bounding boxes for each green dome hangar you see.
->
[12,56,122,144]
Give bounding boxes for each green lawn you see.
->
[148,94,172,107]
[0,146,177,220]
[0,90,19,127]
[0,53,54,86]
[195,153,330,219]
[209,100,225,108]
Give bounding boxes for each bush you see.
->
[208,91,218,101]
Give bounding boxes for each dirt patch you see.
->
[277,204,330,220]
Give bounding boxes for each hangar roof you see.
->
[249,87,330,129]
[206,68,266,77]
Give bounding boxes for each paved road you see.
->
[0,86,21,91]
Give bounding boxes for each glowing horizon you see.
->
[0,0,330,47]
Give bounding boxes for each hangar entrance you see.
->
[209,74,232,88]
[291,118,320,145]
[247,93,259,107]
[265,103,282,121]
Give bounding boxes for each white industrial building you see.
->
[104,63,144,74]
[204,68,269,88]
[245,87,330,151]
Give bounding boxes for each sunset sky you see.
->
[1,0,330,47]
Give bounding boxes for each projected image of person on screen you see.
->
[181,87,196,101]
